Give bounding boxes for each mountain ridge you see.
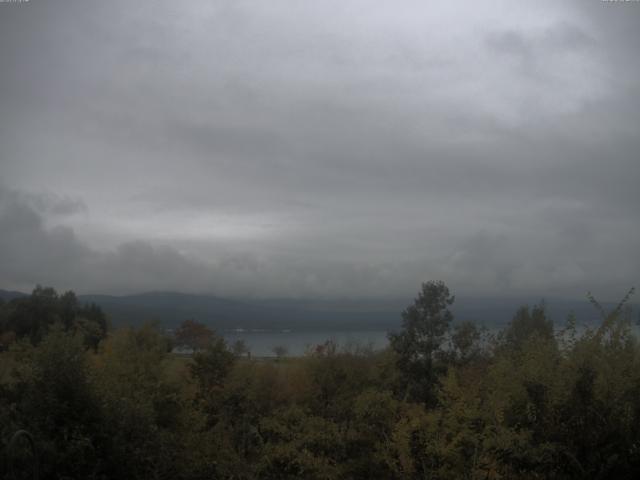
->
[2,288,636,332]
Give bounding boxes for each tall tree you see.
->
[503,303,553,350]
[389,280,455,406]
[0,286,107,347]
[191,336,236,398]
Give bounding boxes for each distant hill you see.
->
[450,296,635,329]
[78,292,406,331]
[0,289,28,301]
[2,288,636,332]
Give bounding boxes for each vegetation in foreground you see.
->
[0,282,638,479]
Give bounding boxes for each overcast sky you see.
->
[0,0,638,300]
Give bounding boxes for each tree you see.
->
[18,327,104,479]
[5,285,60,343]
[191,336,236,395]
[174,319,214,352]
[0,286,108,348]
[388,280,454,406]
[93,322,182,479]
[75,302,109,350]
[451,321,483,364]
[502,303,553,350]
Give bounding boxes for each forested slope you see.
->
[1,283,639,479]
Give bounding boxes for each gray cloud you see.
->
[0,0,638,300]
[0,183,636,300]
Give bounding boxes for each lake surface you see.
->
[222,329,390,357]
[220,322,640,357]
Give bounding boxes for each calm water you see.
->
[217,322,640,358]
[222,329,390,357]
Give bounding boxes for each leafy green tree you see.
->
[502,303,554,350]
[258,406,344,480]
[0,286,107,349]
[4,286,60,343]
[11,327,104,479]
[450,320,483,364]
[388,280,455,405]
[347,389,403,479]
[191,336,236,393]
[93,323,183,479]
[75,302,108,350]
[303,340,381,421]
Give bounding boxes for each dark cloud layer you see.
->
[0,0,638,300]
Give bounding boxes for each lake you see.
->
[222,329,391,357]
[213,321,640,357]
